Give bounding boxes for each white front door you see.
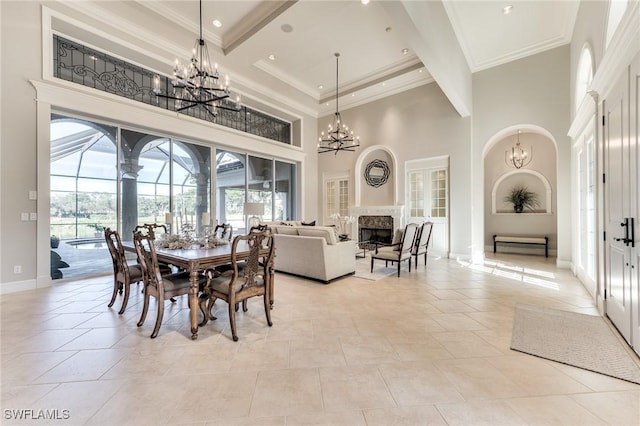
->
[407,161,449,256]
[604,57,639,353]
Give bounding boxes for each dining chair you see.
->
[370,222,419,277]
[133,228,202,338]
[412,221,434,268]
[198,230,275,341]
[214,223,233,241]
[105,227,143,315]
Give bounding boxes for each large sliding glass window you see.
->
[51,114,295,281]
[275,161,296,221]
[50,116,117,279]
[216,150,246,233]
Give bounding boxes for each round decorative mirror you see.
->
[364,159,390,187]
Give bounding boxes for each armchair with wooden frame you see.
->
[198,230,275,341]
[105,227,143,315]
[132,228,204,338]
[370,223,419,277]
[412,221,434,268]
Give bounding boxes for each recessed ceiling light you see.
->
[382,82,386,86]
[326,102,330,106]
[318,84,324,89]
[351,93,355,97]
[361,0,370,5]
[401,48,409,55]
[281,24,293,33]
[212,19,222,28]
[502,5,513,15]
[419,69,423,73]
[268,54,276,61]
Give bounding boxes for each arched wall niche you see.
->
[492,169,552,214]
[483,124,558,253]
[354,145,398,207]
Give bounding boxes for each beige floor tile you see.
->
[505,395,608,425]
[286,410,366,425]
[378,361,465,405]
[429,313,487,331]
[318,365,396,411]
[34,348,130,384]
[435,358,528,399]
[485,355,592,396]
[570,390,640,425]
[431,331,504,358]
[290,337,347,369]
[436,399,527,425]
[339,336,400,365]
[229,340,290,371]
[250,368,323,418]
[364,405,447,425]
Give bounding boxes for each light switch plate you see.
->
[30,212,38,221]
[21,213,29,221]
[29,190,37,200]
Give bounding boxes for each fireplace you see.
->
[349,205,405,243]
[359,215,393,244]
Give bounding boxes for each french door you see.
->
[406,158,449,256]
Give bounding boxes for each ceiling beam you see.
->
[380,0,472,118]
[223,0,298,56]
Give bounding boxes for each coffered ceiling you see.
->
[61,0,580,117]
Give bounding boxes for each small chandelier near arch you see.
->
[505,130,532,169]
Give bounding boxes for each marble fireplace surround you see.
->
[349,206,405,242]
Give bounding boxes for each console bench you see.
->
[493,235,548,257]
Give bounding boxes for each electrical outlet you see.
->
[30,212,38,221]
[13,265,22,274]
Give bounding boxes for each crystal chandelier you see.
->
[152,0,240,118]
[505,130,532,169]
[318,53,360,154]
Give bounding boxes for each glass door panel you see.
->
[216,150,246,233]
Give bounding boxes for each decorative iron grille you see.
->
[53,35,291,144]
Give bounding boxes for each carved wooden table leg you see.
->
[189,269,200,340]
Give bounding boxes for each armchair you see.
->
[370,223,419,277]
[412,221,434,268]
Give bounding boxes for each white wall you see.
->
[318,83,472,258]
[472,46,572,265]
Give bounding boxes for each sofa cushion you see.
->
[297,226,338,245]
[275,226,299,235]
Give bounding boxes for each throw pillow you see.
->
[301,220,316,226]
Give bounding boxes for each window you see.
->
[575,46,594,111]
[606,0,628,48]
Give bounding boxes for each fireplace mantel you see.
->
[349,205,405,241]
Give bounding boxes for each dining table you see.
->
[123,240,270,340]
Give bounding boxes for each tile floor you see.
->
[2,253,639,425]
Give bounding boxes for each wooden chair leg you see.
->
[118,282,130,315]
[137,288,150,327]
[263,294,272,327]
[198,294,210,327]
[150,299,164,339]
[229,301,238,342]
[397,261,400,277]
[108,278,119,308]
[370,256,374,273]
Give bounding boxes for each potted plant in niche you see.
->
[50,235,60,249]
[504,184,540,213]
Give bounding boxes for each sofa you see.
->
[261,222,355,283]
